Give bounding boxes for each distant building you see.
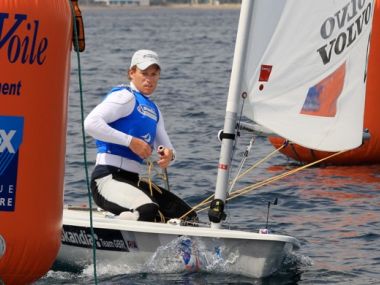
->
[94,0,150,6]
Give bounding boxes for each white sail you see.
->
[242,0,375,152]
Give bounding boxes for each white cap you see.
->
[130,49,161,70]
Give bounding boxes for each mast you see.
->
[209,0,254,229]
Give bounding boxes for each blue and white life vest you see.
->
[96,86,159,163]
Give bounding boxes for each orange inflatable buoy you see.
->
[270,1,380,165]
[0,0,73,284]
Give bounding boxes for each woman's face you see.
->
[129,64,160,95]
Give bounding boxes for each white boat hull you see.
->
[56,208,299,278]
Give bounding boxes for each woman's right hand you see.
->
[129,137,152,159]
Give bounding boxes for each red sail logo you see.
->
[301,62,346,117]
[259,64,273,82]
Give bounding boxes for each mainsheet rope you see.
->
[178,140,286,220]
[69,1,99,284]
[179,143,348,220]
[140,160,163,196]
[227,149,348,201]
[140,159,172,222]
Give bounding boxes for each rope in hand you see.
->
[139,160,163,196]
[139,159,168,222]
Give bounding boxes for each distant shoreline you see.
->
[80,3,241,10]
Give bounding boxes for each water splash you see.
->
[146,236,240,275]
[283,251,313,268]
[39,238,308,284]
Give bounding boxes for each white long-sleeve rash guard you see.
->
[84,84,175,173]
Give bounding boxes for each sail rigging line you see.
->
[230,141,287,189]
[141,160,165,222]
[178,194,215,221]
[229,92,247,168]
[193,149,348,215]
[141,154,242,223]
[140,159,164,196]
[140,160,177,223]
[157,145,171,191]
[216,93,248,225]
[228,135,256,194]
[178,141,287,220]
[69,0,98,284]
[227,150,349,202]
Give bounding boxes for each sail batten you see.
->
[242,0,375,152]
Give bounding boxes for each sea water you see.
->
[35,6,380,285]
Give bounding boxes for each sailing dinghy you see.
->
[57,0,375,278]
[58,207,298,277]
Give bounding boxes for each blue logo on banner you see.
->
[0,116,24,211]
